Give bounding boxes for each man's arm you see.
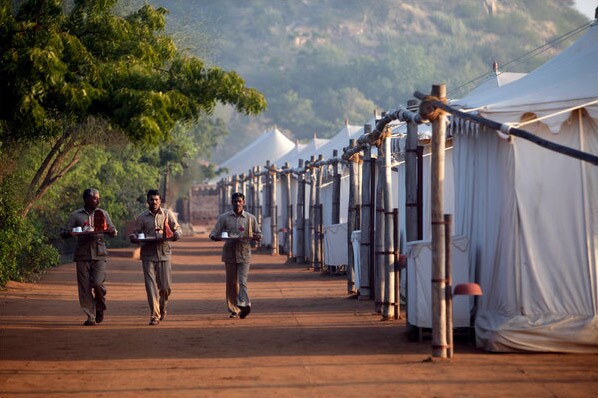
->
[104,211,118,238]
[251,214,262,241]
[167,210,182,241]
[128,215,143,243]
[209,215,224,241]
[60,212,76,239]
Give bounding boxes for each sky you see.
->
[575,0,597,19]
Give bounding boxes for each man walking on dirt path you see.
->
[129,189,182,325]
[60,188,118,326]
[210,192,262,319]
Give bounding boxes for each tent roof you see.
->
[310,123,363,161]
[276,135,330,168]
[461,71,526,99]
[455,22,598,132]
[218,127,296,177]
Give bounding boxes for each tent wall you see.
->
[453,112,598,353]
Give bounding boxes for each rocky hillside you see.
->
[146,0,589,161]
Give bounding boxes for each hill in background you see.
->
[146,0,588,163]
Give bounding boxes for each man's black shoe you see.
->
[83,319,96,326]
[96,309,104,324]
[239,306,251,319]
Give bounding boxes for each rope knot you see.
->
[348,152,361,163]
[419,95,447,122]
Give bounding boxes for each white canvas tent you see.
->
[463,71,526,99]
[262,135,329,247]
[451,22,598,352]
[215,127,296,180]
[275,135,330,169]
[318,123,363,226]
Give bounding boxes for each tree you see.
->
[0,0,266,215]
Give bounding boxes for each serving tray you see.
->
[221,236,244,241]
[136,237,162,242]
[72,230,105,236]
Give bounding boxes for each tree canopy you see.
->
[0,0,266,214]
[0,0,267,285]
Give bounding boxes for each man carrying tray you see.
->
[210,192,262,319]
[61,188,118,326]
[129,189,182,325]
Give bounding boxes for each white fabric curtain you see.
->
[453,110,598,352]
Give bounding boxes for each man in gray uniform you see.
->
[129,189,182,325]
[210,192,262,319]
[61,188,118,326]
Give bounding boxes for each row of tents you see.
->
[210,21,598,353]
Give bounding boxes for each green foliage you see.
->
[430,12,467,36]
[0,178,59,286]
[32,141,158,238]
[1,0,266,150]
[158,0,586,148]
[0,0,265,284]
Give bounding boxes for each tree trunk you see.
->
[22,133,82,217]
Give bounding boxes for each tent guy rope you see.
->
[414,91,598,166]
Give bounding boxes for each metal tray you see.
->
[136,237,162,242]
[72,230,105,236]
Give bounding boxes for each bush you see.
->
[0,186,59,287]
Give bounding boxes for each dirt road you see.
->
[0,235,596,397]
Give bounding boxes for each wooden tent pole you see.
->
[425,83,448,359]
[308,155,317,269]
[218,180,224,214]
[405,99,419,243]
[264,161,271,219]
[283,162,293,258]
[347,140,360,294]
[369,146,377,301]
[247,168,254,215]
[255,166,262,227]
[359,129,373,299]
[393,208,400,319]
[239,173,246,201]
[245,170,252,215]
[332,149,341,225]
[375,148,385,314]
[417,146,424,240]
[445,213,453,358]
[232,174,239,196]
[226,177,233,213]
[314,155,324,271]
[382,133,396,321]
[270,164,278,255]
[296,159,306,263]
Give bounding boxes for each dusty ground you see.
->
[0,235,596,398]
